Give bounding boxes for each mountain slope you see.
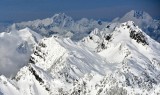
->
[80,21,160,94]
[115,10,160,42]
[0,36,108,95]
[0,21,160,95]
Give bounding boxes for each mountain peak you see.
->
[116,10,160,43]
[129,10,147,19]
[1,21,160,94]
[53,13,68,18]
[119,10,153,27]
[125,10,152,19]
[113,21,149,45]
[81,21,149,52]
[52,13,73,21]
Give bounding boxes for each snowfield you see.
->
[0,21,160,95]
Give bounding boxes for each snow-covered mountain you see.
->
[3,11,160,43]
[8,13,107,41]
[0,21,160,95]
[0,10,159,44]
[0,28,42,77]
[118,10,153,27]
[114,10,160,42]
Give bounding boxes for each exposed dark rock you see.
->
[106,25,110,28]
[89,36,93,40]
[98,20,102,25]
[105,34,112,41]
[34,51,43,58]
[36,46,41,52]
[45,87,50,91]
[39,42,46,48]
[130,30,148,45]
[101,43,105,49]
[29,67,44,84]
[29,56,35,64]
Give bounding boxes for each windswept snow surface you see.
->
[0,21,160,95]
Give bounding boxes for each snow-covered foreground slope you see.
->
[0,28,42,77]
[0,21,160,95]
[0,36,108,95]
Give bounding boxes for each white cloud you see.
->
[0,32,31,78]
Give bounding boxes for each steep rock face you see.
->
[81,21,149,52]
[79,21,160,94]
[98,21,160,94]
[0,36,108,95]
[0,21,160,95]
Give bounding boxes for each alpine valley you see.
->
[0,10,160,95]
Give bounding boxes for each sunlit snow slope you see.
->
[0,21,160,95]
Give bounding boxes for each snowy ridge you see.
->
[115,10,160,42]
[0,36,108,95]
[80,21,160,94]
[80,22,119,51]
[0,21,160,95]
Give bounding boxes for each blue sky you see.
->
[0,0,160,23]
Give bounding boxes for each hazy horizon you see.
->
[0,0,160,23]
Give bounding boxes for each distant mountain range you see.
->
[8,13,107,41]
[4,10,160,42]
[0,10,160,95]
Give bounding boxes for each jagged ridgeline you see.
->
[0,21,160,95]
[7,11,160,42]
